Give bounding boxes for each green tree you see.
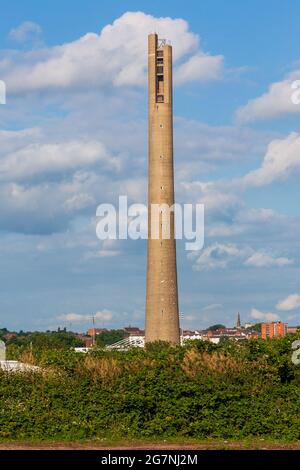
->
[207,324,226,331]
[95,329,127,347]
[246,322,261,332]
[7,331,84,349]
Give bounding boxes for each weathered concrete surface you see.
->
[145,34,180,344]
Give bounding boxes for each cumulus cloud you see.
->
[0,139,118,181]
[250,308,279,322]
[1,107,271,236]
[175,52,223,84]
[0,128,41,154]
[276,294,300,311]
[179,180,240,212]
[236,70,300,123]
[0,125,126,234]
[0,170,100,233]
[242,132,300,187]
[244,252,293,268]
[0,99,148,233]
[189,243,249,270]
[179,177,291,240]
[84,239,121,259]
[8,21,42,43]
[189,243,293,271]
[1,12,223,94]
[174,118,271,166]
[58,310,113,323]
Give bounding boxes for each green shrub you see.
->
[0,336,300,441]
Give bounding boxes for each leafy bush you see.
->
[95,329,127,347]
[1,336,300,441]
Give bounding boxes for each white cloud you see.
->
[175,52,223,84]
[276,294,300,311]
[174,118,272,167]
[0,128,41,154]
[244,252,293,267]
[8,21,42,43]
[189,243,250,270]
[58,310,113,323]
[0,170,101,233]
[84,239,121,259]
[242,132,300,187]
[189,243,293,271]
[179,175,291,240]
[63,193,95,212]
[0,140,119,181]
[1,12,223,94]
[179,180,240,212]
[237,207,280,223]
[236,70,300,123]
[250,308,279,322]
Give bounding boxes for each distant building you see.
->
[84,338,93,348]
[261,321,287,340]
[236,312,241,329]
[123,326,145,336]
[246,331,260,339]
[77,334,93,348]
[3,332,17,340]
[201,317,260,343]
[287,326,299,334]
[74,347,90,353]
[106,335,145,351]
[81,319,264,350]
[182,330,203,342]
[87,328,107,338]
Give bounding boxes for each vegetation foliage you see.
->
[1,335,300,442]
[95,329,127,347]
[6,330,84,350]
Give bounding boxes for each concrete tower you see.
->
[145,33,180,344]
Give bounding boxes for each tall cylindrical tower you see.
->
[145,33,180,344]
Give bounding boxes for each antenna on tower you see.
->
[158,38,167,48]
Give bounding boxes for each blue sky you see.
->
[1,0,300,332]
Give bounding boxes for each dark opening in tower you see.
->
[156,49,164,103]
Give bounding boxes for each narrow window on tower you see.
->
[156,49,164,103]
[157,77,164,102]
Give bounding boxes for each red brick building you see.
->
[261,321,287,340]
[87,328,107,338]
[123,327,145,336]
